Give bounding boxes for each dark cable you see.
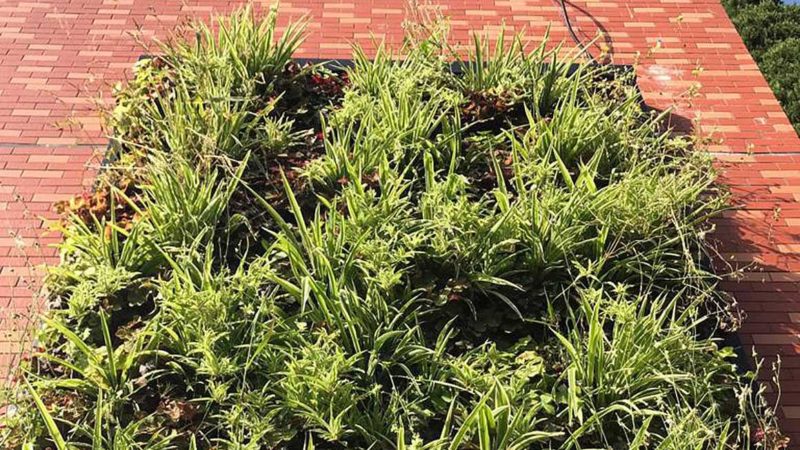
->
[557,0,598,65]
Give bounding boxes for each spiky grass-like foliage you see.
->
[1,6,787,450]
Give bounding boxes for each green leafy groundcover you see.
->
[1,7,788,449]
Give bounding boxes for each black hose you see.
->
[557,0,598,65]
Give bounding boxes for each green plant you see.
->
[2,7,784,450]
[553,289,738,446]
[166,4,307,88]
[108,4,308,159]
[444,383,563,450]
[133,153,247,248]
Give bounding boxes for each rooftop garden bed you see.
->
[0,6,787,449]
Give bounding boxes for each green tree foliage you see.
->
[761,38,800,131]
[725,0,800,133]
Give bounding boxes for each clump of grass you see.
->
[0,6,787,450]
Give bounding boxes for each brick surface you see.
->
[2,0,800,441]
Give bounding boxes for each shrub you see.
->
[1,6,786,450]
[724,0,800,134]
[760,37,800,131]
